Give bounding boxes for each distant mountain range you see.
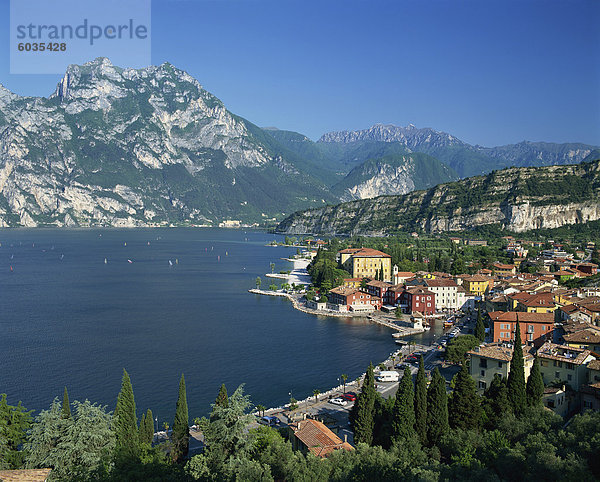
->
[318,124,597,178]
[276,160,600,235]
[0,58,597,227]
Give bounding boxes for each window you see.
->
[567,374,572,381]
[528,333,533,341]
[478,381,487,389]
[480,359,488,368]
[542,325,546,331]
[555,371,560,379]
[498,361,503,368]
[528,325,534,333]
[481,370,485,376]
[567,363,574,370]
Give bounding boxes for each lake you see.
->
[0,228,415,426]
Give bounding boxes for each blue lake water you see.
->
[0,228,431,426]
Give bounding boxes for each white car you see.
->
[329,397,348,406]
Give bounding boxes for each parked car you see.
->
[258,416,281,426]
[329,397,348,406]
[341,393,357,401]
[395,362,408,369]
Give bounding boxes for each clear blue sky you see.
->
[1,0,598,146]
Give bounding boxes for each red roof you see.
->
[488,311,554,323]
[291,419,354,458]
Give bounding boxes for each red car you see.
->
[341,393,357,401]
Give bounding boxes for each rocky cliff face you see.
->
[276,160,600,235]
[0,58,333,227]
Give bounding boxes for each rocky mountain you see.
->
[0,58,336,227]
[276,159,600,235]
[318,124,597,178]
[262,130,457,198]
[331,152,455,201]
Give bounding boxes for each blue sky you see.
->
[0,0,598,146]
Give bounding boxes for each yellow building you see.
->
[537,342,597,391]
[462,275,492,296]
[468,343,534,392]
[492,262,516,277]
[338,248,392,282]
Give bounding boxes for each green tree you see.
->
[526,358,545,407]
[255,404,266,417]
[139,408,154,445]
[255,277,261,289]
[0,394,32,469]
[172,373,190,462]
[341,374,348,393]
[61,386,71,420]
[270,262,275,273]
[414,356,428,444]
[445,335,481,364]
[449,363,481,430]
[507,320,526,414]
[113,368,139,459]
[215,383,229,409]
[426,368,449,446]
[483,374,510,425]
[475,309,485,342]
[26,399,114,480]
[354,363,376,445]
[188,386,255,477]
[395,306,404,319]
[392,367,415,442]
[313,389,320,404]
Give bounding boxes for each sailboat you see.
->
[169,260,173,266]
[104,258,107,264]
[127,259,133,264]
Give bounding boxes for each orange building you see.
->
[490,311,554,346]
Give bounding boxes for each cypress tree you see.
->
[484,374,510,420]
[475,308,485,342]
[526,357,545,406]
[507,320,526,414]
[392,367,415,442]
[449,363,481,430]
[172,373,189,462]
[354,363,376,445]
[61,386,71,419]
[114,369,139,457]
[414,355,427,444]
[426,368,449,446]
[138,408,154,445]
[215,383,229,409]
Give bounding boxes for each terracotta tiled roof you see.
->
[488,311,554,323]
[536,342,595,365]
[563,329,600,345]
[464,275,492,282]
[349,248,391,258]
[291,419,353,458]
[468,343,533,362]
[366,280,392,289]
[329,287,360,296]
[0,469,52,481]
[425,279,458,288]
[587,359,600,371]
[493,263,515,270]
[405,287,435,296]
